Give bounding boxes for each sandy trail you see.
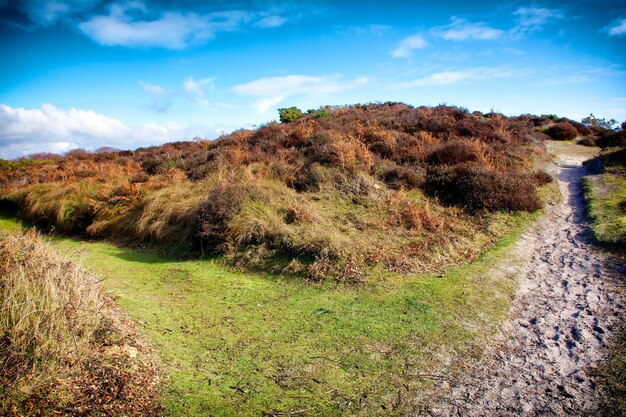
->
[425,146,625,416]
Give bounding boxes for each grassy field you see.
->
[0,207,540,416]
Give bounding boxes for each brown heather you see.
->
[0,103,587,280]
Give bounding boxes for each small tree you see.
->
[581,113,618,130]
[278,107,303,123]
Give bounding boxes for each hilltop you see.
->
[0,103,618,280]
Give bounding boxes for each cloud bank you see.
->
[0,103,222,159]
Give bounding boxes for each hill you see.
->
[0,103,607,280]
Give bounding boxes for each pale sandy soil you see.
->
[422,142,625,416]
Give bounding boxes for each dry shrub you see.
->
[379,162,423,190]
[290,163,331,192]
[545,122,578,140]
[196,176,260,252]
[426,163,541,212]
[578,136,598,147]
[0,230,160,416]
[427,140,489,166]
[283,204,313,224]
[532,170,553,186]
[387,192,440,231]
[596,130,626,148]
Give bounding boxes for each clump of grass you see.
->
[10,183,98,233]
[0,229,160,416]
[582,147,626,248]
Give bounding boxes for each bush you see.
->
[278,107,303,123]
[596,130,626,148]
[379,162,423,189]
[578,136,598,147]
[196,179,260,252]
[425,163,541,212]
[544,122,579,140]
[532,170,553,186]
[427,140,487,166]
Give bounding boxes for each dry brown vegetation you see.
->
[0,103,592,279]
[0,229,160,416]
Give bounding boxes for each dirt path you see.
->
[425,145,625,416]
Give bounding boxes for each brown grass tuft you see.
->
[0,230,160,416]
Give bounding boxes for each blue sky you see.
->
[1,0,625,158]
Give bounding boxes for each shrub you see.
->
[427,140,488,166]
[544,122,578,140]
[196,179,260,252]
[578,136,598,147]
[596,130,626,148]
[425,163,541,212]
[278,107,303,123]
[379,162,423,190]
[532,170,553,186]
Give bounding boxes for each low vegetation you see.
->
[582,147,626,248]
[0,229,160,416]
[0,212,532,415]
[0,103,572,280]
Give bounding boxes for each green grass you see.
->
[0,209,535,416]
[582,174,626,247]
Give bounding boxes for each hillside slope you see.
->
[0,104,599,279]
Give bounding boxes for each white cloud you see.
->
[397,67,515,87]
[513,7,563,34]
[79,3,228,49]
[606,18,626,36]
[138,80,172,113]
[253,96,286,114]
[0,103,222,159]
[438,17,504,41]
[20,0,100,26]
[391,34,428,58]
[139,80,165,96]
[78,2,284,49]
[255,15,286,28]
[183,76,214,107]
[233,74,369,97]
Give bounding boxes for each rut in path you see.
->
[425,151,625,416]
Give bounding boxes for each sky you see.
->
[1,0,625,158]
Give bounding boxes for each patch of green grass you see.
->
[593,328,626,416]
[0,210,533,415]
[582,174,626,247]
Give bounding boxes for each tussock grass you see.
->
[0,229,160,416]
[11,183,98,232]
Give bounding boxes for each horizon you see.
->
[1,0,626,159]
